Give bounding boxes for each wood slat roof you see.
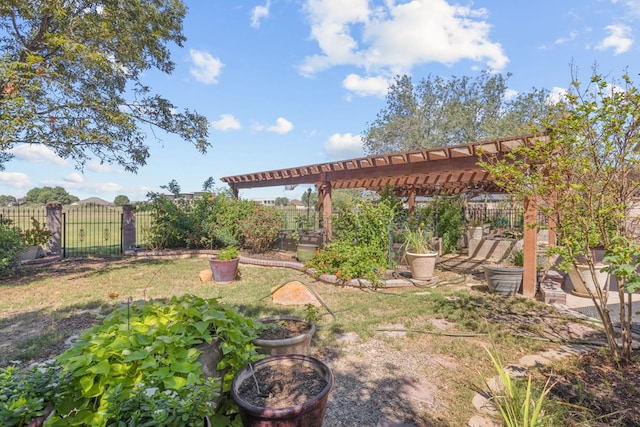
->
[220,134,547,196]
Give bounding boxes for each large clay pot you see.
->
[483,265,524,296]
[253,316,316,356]
[405,252,438,280]
[231,354,333,427]
[209,257,239,284]
[567,263,609,297]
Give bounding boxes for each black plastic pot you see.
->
[231,354,333,427]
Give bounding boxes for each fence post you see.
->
[46,203,62,256]
[122,204,136,252]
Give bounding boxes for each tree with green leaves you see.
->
[23,186,78,205]
[113,195,130,206]
[274,197,289,207]
[0,1,209,172]
[0,194,16,206]
[363,71,549,154]
[481,68,640,363]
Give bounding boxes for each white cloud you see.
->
[87,160,112,173]
[596,24,633,54]
[324,133,364,159]
[343,74,389,97]
[257,117,294,134]
[10,144,67,166]
[189,49,224,84]
[64,172,84,184]
[548,86,568,104]
[251,1,271,28]
[503,88,518,101]
[211,114,242,131]
[0,172,31,189]
[300,0,507,79]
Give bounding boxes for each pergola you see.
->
[221,134,552,297]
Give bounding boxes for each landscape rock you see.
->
[271,280,321,306]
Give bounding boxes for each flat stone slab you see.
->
[398,378,437,405]
[271,281,321,306]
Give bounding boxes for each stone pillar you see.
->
[122,204,136,252]
[46,203,62,256]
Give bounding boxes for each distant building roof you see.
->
[76,197,113,206]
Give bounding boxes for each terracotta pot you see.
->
[253,316,316,356]
[406,252,438,280]
[483,265,524,296]
[209,257,239,284]
[231,354,333,427]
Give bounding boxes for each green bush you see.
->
[43,295,261,426]
[307,199,396,283]
[0,219,23,277]
[240,205,284,253]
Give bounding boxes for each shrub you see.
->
[307,199,396,283]
[0,219,22,277]
[20,217,52,247]
[240,205,284,253]
[46,295,261,425]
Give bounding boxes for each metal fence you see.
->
[0,207,46,230]
[62,205,124,257]
[464,206,548,228]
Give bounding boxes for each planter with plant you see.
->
[483,248,524,296]
[253,315,316,356]
[231,354,333,427]
[0,294,262,426]
[210,246,240,284]
[403,226,438,280]
[19,217,52,261]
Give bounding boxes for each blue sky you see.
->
[1,0,638,202]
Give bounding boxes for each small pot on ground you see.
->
[296,243,318,263]
[483,265,524,296]
[209,247,239,284]
[231,354,333,427]
[253,316,315,356]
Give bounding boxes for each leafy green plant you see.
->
[20,217,52,247]
[48,294,261,426]
[0,360,64,427]
[0,219,22,277]
[483,347,552,427]
[239,205,283,253]
[217,246,239,260]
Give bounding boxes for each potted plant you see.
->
[403,226,438,280]
[19,217,52,261]
[292,230,318,263]
[253,315,316,356]
[231,354,333,427]
[483,248,524,296]
[209,246,240,284]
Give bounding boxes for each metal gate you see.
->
[63,205,123,257]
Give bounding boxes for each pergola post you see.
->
[407,186,416,215]
[522,196,538,297]
[318,182,332,239]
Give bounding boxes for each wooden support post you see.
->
[407,186,416,215]
[318,182,332,240]
[522,196,538,298]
